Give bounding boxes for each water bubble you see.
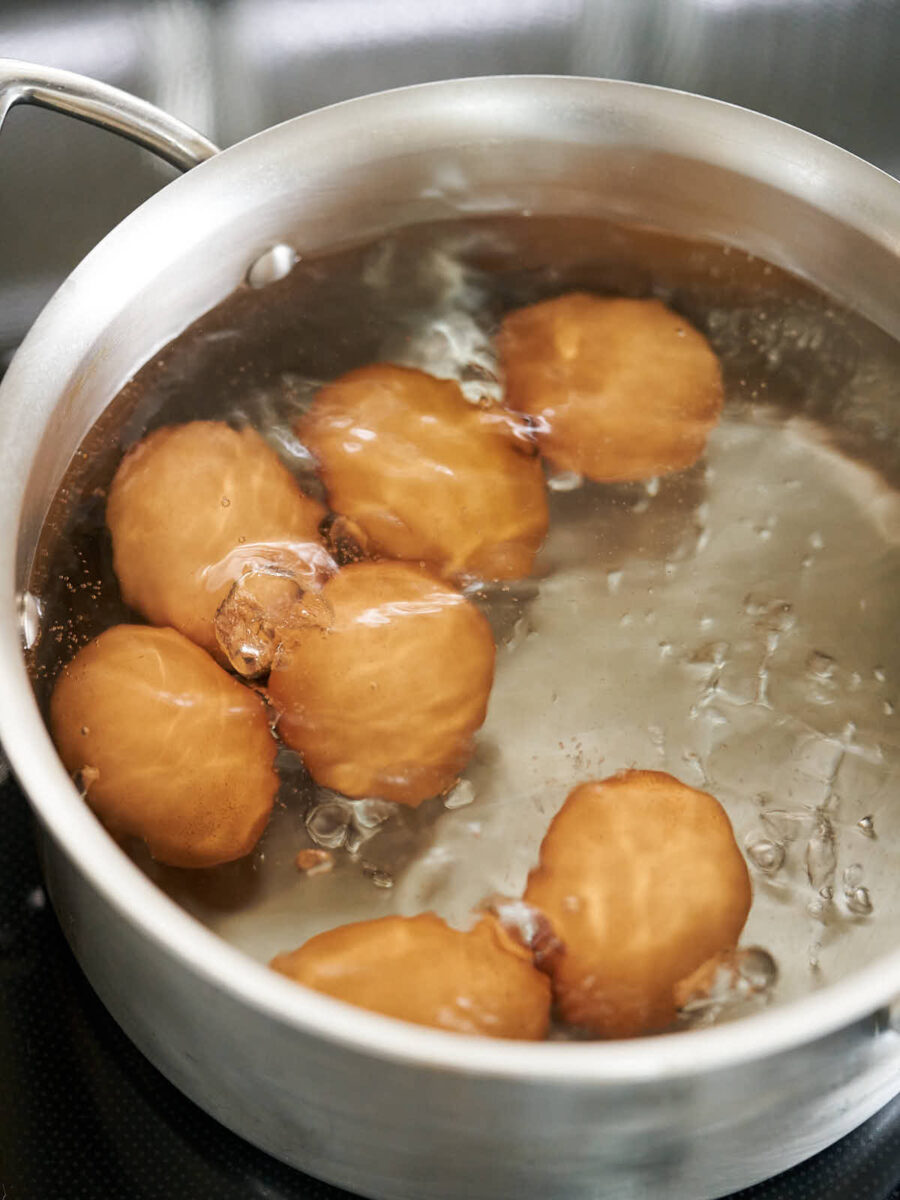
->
[846,886,873,916]
[746,836,785,875]
[884,700,895,716]
[645,476,660,497]
[306,800,352,849]
[874,667,887,684]
[736,947,778,992]
[807,897,830,922]
[676,946,778,1025]
[444,780,475,809]
[247,242,298,288]
[18,591,42,649]
[809,531,825,551]
[805,817,837,891]
[856,815,876,838]
[352,799,396,830]
[607,570,623,594]
[361,863,394,889]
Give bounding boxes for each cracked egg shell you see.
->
[498,294,723,483]
[50,624,278,868]
[271,912,550,1039]
[297,364,549,580]
[524,770,752,1038]
[267,560,495,806]
[107,421,331,659]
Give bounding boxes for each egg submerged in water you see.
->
[297,363,549,581]
[267,560,496,806]
[524,770,752,1038]
[271,912,551,1039]
[498,293,724,483]
[106,420,333,660]
[50,624,279,868]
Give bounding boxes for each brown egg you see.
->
[267,561,495,805]
[271,913,551,1039]
[498,293,723,482]
[50,624,278,868]
[524,771,752,1037]
[107,421,331,659]
[297,364,549,580]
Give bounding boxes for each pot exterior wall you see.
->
[38,823,900,1200]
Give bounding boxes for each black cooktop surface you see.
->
[0,765,898,1200]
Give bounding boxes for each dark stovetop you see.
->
[0,766,898,1200]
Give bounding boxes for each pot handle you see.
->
[0,58,219,171]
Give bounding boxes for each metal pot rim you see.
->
[2,74,899,1082]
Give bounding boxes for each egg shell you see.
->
[271,912,551,1039]
[524,770,752,1037]
[50,624,278,868]
[267,560,495,806]
[297,364,549,580]
[107,420,330,659]
[498,293,723,483]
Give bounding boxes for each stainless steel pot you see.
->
[1,60,899,1200]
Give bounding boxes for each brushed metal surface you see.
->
[2,73,900,1198]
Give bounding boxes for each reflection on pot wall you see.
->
[1,0,899,357]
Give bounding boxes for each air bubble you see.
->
[846,886,873,916]
[444,780,475,809]
[247,243,298,288]
[805,817,837,891]
[306,800,352,849]
[18,591,42,649]
[352,799,396,830]
[746,837,784,875]
[737,947,778,992]
[856,815,876,838]
[362,863,394,889]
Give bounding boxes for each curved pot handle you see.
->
[0,58,219,172]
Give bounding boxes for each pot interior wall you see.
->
[13,80,900,1033]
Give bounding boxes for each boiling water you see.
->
[30,217,900,1029]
